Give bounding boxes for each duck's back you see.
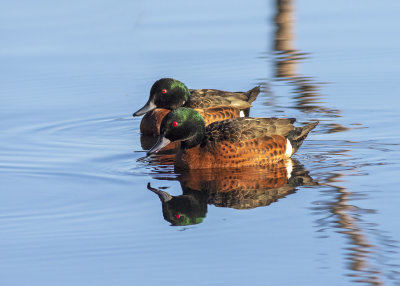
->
[189,86,260,110]
[188,94,248,110]
[204,117,297,141]
[196,106,240,126]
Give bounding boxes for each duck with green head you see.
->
[146,107,318,169]
[133,78,260,136]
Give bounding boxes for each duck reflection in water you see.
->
[148,158,316,226]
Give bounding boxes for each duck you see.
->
[146,107,318,169]
[133,78,260,136]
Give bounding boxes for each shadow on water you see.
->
[146,158,316,226]
[268,1,400,284]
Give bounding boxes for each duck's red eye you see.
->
[172,121,178,127]
[175,214,181,219]
[161,89,167,94]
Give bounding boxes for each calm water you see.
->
[1,0,400,285]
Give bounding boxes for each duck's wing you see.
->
[197,118,296,166]
[204,117,297,143]
[189,86,261,110]
[195,106,241,126]
[188,94,240,109]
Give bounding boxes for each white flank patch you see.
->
[285,139,293,157]
[239,110,245,117]
[285,158,293,179]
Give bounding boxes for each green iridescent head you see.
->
[147,108,206,155]
[133,78,191,116]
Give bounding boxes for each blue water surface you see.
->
[1,0,400,285]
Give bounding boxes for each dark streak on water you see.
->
[1,0,400,285]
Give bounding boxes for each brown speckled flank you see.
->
[175,134,288,169]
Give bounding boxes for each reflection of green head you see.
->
[167,213,204,226]
[148,183,207,226]
[162,194,207,226]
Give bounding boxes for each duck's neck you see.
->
[177,85,191,108]
[183,95,193,107]
[181,127,205,150]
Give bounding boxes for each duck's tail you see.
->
[287,121,319,154]
[245,86,261,103]
[240,86,261,117]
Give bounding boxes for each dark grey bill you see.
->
[133,100,157,116]
[146,136,171,156]
[147,183,173,202]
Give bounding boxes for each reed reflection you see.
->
[273,0,344,120]
[313,171,400,285]
[148,158,316,226]
[272,1,399,284]
[332,185,381,285]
